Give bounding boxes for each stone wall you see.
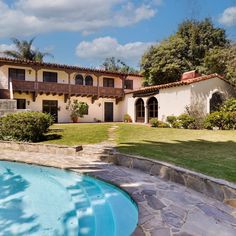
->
[107,152,236,208]
[0,99,17,117]
[0,141,82,156]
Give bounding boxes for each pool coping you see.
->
[103,151,236,208]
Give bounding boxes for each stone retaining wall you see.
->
[0,141,82,156]
[107,152,236,208]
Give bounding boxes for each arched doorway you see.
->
[210,92,224,113]
[135,98,145,122]
[147,97,158,122]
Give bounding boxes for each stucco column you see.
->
[144,105,148,124]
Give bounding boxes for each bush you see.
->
[220,98,236,112]
[150,118,170,128]
[124,114,132,122]
[178,114,195,129]
[158,121,170,128]
[185,102,205,129]
[150,118,159,127]
[204,111,228,130]
[0,111,53,142]
[172,120,182,128]
[166,116,177,125]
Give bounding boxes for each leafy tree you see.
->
[3,37,52,62]
[141,18,229,85]
[102,57,138,73]
[203,44,236,83]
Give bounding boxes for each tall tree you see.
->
[3,38,52,62]
[102,57,138,73]
[203,44,236,83]
[141,18,229,85]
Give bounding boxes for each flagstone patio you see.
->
[0,145,236,236]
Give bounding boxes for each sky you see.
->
[0,0,235,69]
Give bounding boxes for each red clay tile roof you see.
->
[129,73,234,95]
[0,57,143,77]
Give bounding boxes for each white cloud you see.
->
[0,0,158,37]
[219,6,236,27]
[76,36,153,67]
[0,43,16,57]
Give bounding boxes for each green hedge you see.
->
[0,111,54,142]
[204,111,236,130]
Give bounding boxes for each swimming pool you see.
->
[0,161,138,236]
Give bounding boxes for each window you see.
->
[103,77,114,88]
[9,68,25,81]
[85,75,93,86]
[43,71,58,83]
[125,80,133,89]
[16,99,26,109]
[75,74,84,85]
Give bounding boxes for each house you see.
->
[124,71,236,123]
[0,57,142,122]
[0,58,235,123]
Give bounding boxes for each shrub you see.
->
[204,111,227,130]
[67,100,89,122]
[172,120,182,128]
[166,116,177,125]
[150,118,170,128]
[185,102,205,129]
[158,121,170,128]
[150,118,159,127]
[0,111,53,142]
[178,114,195,129]
[124,114,132,122]
[220,98,236,112]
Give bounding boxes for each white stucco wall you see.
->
[13,92,123,123]
[123,85,192,122]
[190,78,236,114]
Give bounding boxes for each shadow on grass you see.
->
[117,139,236,182]
[41,133,62,141]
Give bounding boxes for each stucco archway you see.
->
[209,91,224,113]
[135,98,145,122]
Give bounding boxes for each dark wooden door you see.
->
[43,100,58,123]
[104,102,113,122]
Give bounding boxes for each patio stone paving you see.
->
[0,143,236,236]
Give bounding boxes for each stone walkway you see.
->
[0,145,236,236]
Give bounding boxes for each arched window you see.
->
[148,97,158,122]
[75,74,84,85]
[135,98,145,123]
[85,75,93,86]
[210,92,224,113]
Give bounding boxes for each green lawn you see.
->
[116,124,236,182]
[42,123,112,146]
[42,123,236,182]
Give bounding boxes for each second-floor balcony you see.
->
[12,80,124,98]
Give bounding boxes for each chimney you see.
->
[181,70,201,81]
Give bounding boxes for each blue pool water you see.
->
[0,161,138,236]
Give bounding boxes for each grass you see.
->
[116,124,236,182]
[42,123,236,182]
[42,123,112,146]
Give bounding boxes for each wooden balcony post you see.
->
[33,67,39,101]
[96,74,100,97]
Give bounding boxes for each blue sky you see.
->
[0,0,235,69]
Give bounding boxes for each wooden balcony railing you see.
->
[12,80,124,98]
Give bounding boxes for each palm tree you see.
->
[3,37,53,62]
